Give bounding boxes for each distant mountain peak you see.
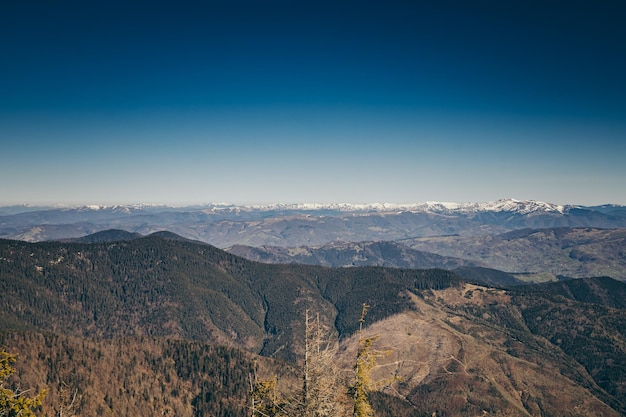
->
[3,199,610,216]
[200,199,569,215]
[454,199,567,215]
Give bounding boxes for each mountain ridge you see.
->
[2,199,626,248]
[224,226,626,281]
[3,198,619,216]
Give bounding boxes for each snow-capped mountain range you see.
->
[1,199,624,246]
[5,198,616,216]
[19,198,573,215]
[201,198,569,214]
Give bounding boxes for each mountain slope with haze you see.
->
[2,199,625,247]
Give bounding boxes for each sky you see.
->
[1,1,625,206]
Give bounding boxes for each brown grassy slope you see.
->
[335,285,622,417]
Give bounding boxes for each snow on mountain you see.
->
[198,199,568,215]
[2,199,624,246]
[450,199,567,215]
[0,199,585,217]
[74,204,174,213]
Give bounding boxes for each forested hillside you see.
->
[1,233,625,416]
[0,235,459,360]
[0,332,268,417]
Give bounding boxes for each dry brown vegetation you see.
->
[335,286,622,416]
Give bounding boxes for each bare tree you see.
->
[250,310,349,417]
[297,310,347,417]
[57,382,80,417]
[251,306,400,417]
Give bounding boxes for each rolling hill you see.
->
[225,227,626,282]
[404,227,626,281]
[227,240,481,269]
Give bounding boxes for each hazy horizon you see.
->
[0,198,622,211]
[2,2,625,207]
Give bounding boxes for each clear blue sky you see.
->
[1,1,625,206]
